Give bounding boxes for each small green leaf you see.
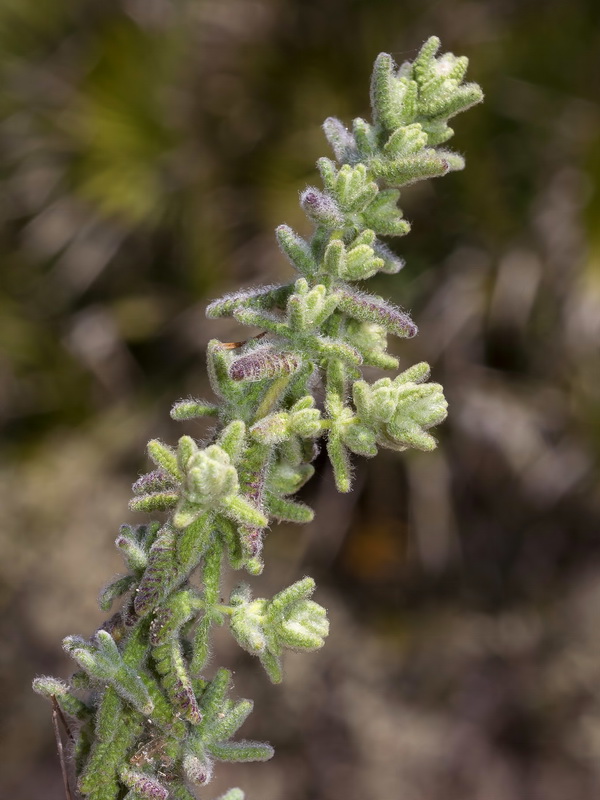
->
[147,439,182,480]
[326,434,352,493]
[216,789,245,800]
[268,494,315,524]
[322,116,357,163]
[115,529,148,571]
[209,740,274,763]
[99,574,136,611]
[171,399,220,420]
[129,492,179,513]
[276,225,318,276]
[221,495,268,528]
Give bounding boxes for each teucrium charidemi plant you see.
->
[34,38,482,800]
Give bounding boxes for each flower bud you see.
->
[300,188,344,228]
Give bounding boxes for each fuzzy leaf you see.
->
[129,492,179,513]
[209,740,274,763]
[300,187,344,227]
[216,789,245,800]
[99,575,136,612]
[326,433,352,493]
[134,527,178,616]
[63,631,154,716]
[276,225,317,276]
[370,53,407,131]
[147,440,182,480]
[115,528,148,571]
[221,495,268,528]
[32,676,91,720]
[217,420,247,463]
[170,398,220,420]
[205,285,285,318]
[120,767,169,800]
[229,347,301,382]
[153,638,202,724]
[149,589,197,646]
[336,288,417,338]
[322,116,357,163]
[267,494,315,523]
[229,579,328,682]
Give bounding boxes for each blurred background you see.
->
[1,1,599,798]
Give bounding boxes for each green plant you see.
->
[34,37,482,800]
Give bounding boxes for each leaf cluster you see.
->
[33,38,481,800]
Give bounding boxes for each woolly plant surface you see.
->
[34,36,483,800]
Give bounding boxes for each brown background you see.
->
[1,1,600,798]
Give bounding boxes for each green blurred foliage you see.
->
[2,1,600,799]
